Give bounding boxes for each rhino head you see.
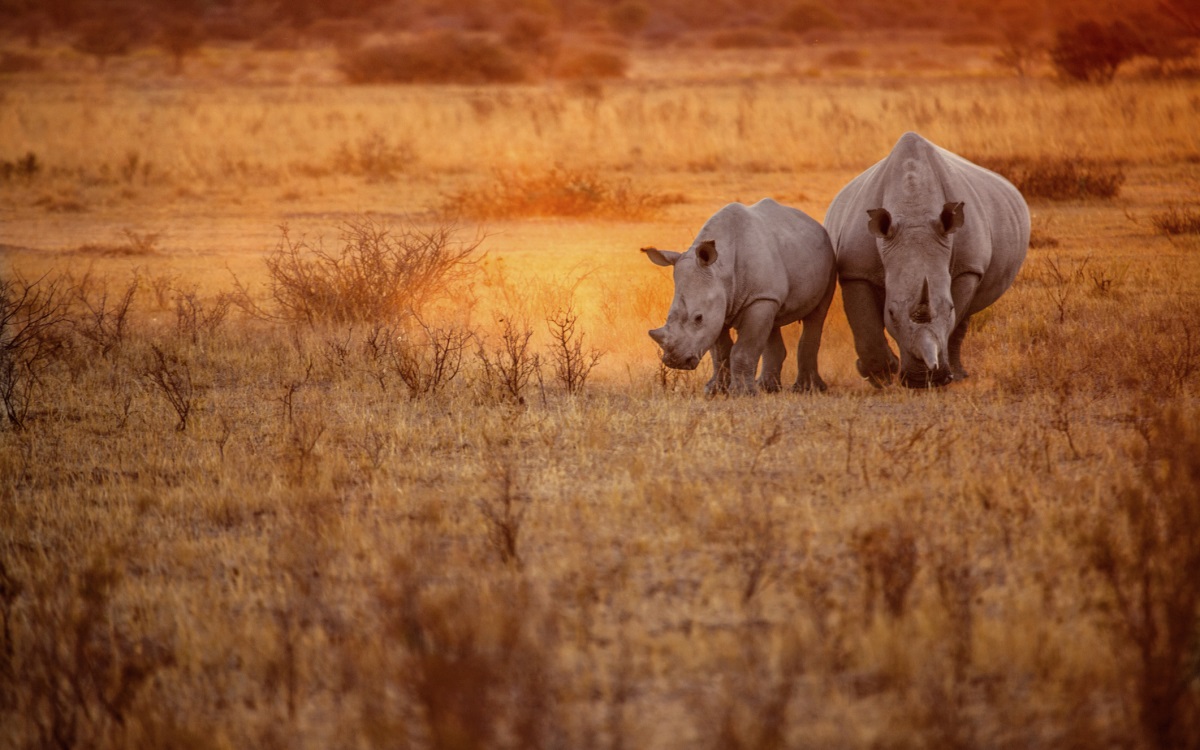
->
[867,201,964,387]
[642,240,727,370]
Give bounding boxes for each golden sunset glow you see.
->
[2,1,1199,747]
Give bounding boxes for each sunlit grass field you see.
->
[2,39,1199,749]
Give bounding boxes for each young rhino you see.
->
[642,198,836,395]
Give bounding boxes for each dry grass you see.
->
[2,39,1200,750]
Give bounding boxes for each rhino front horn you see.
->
[649,327,667,346]
[910,277,933,324]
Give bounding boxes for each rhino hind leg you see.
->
[842,280,898,387]
[948,315,970,381]
[705,328,734,395]
[757,327,785,393]
[794,270,835,393]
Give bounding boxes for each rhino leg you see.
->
[948,316,970,380]
[729,300,778,396]
[842,280,898,387]
[705,328,733,395]
[757,327,785,393]
[794,269,835,392]
[949,273,981,381]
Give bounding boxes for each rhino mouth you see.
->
[899,365,953,389]
[661,352,701,371]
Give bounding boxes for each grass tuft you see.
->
[1151,204,1200,235]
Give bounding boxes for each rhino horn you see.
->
[649,327,667,346]
[910,277,933,324]
[916,330,939,371]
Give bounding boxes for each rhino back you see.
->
[698,199,834,325]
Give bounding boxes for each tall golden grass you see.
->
[2,41,1200,750]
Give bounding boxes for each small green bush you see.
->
[340,31,526,84]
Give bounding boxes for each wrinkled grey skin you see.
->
[643,198,836,395]
[825,132,1030,387]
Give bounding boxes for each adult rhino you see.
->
[642,198,836,395]
[825,132,1030,387]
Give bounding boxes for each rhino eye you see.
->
[694,313,703,324]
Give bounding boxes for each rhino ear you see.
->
[695,239,718,267]
[940,202,965,235]
[642,247,681,267]
[867,208,893,239]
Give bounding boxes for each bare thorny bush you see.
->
[476,316,542,405]
[0,272,71,430]
[235,216,482,326]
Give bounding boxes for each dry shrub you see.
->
[331,132,418,180]
[5,549,174,750]
[75,229,162,257]
[239,217,481,326]
[1151,204,1200,235]
[444,167,679,220]
[551,48,627,80]
[475,315,541,405]
[853,521,919,622]
[545,300,603,395]
[778,0,844,34]
[821,48,863,67]
[367,566,563,749]
[0,152,39,181]
[1082,404,1200,750]
[0,52,43,74]
[0,272,71,430]
[972,155,1125,200]
[708,28,792,50]
[339,31,526,84]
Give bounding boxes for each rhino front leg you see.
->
[757,327,785,393]
[794,270,835,392]
[842,279,898,387]
[949,273,980,381]
[705,328,733,395]
[729,300,778,396]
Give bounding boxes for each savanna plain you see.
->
[2,31,1200,750]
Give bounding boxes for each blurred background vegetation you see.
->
[1,0,1197,83]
